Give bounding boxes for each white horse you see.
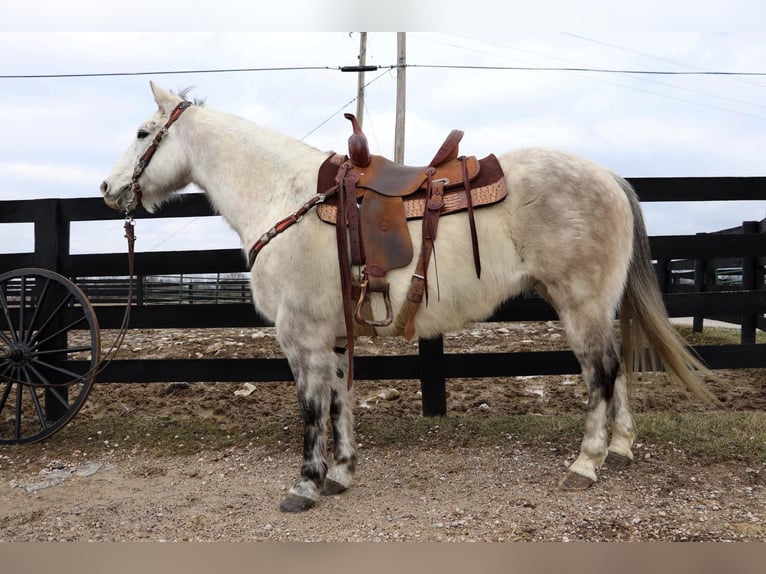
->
[100,82,718,513]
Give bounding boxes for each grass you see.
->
[13,408,763,467]
[358,411,766,464]
[636,411,766,463]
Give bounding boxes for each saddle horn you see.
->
[344,113,371,168]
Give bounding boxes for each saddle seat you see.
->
[353,153,480,198]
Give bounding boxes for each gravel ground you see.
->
[0,322,764,542]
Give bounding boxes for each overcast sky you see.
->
[1,26,766,255]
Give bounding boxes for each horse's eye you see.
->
[137,130,150,140]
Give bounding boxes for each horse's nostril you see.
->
[100,181,109,195]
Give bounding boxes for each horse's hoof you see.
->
[559,471,595,491]
[279,493,316,513]
[604,451,633,470]
[321,479,348,496]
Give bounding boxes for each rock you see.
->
[25,469,72,493]
[378,388,401,401]
[360,388,401,407]
[234,383,257,397]
[206,342,225,353]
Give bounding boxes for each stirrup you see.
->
[354,280,394,327]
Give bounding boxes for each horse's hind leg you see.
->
[605,372,635,469]
[556,308,622,490]
[323,340,357,495]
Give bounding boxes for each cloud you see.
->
[0,160,99,187]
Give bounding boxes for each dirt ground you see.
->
[0,322,764,542]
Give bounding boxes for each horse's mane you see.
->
[176,86,206,107]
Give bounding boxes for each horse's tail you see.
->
[614,174,721,406]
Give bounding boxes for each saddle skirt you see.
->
[316,153,507,225]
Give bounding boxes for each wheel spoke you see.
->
[0,363,13,413]
[25,362,70,411]
[27,292,74,346]
[33,345,94,357]
[0,287,19,345]
[31,313,88,350]
[29,357,86,380]
[22,277,51,342]
[21,366,48,431]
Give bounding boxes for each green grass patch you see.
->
[8,409,765,467]
[359,410,766,464]
[636,410,766,463]
[34,415,243,457]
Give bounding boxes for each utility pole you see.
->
[394,32,406,164]
[355,32,367,128]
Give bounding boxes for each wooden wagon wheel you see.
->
[0,268,100,445]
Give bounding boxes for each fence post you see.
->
[693,232,707,332]
[741,221,758,344]
[654,259,671,293]
[34,199,71,422]
[418,336,446,416]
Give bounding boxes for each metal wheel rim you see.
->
[0,268,100,445]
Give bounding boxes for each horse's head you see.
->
[100,82,193,214]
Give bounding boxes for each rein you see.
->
[247,188,336,269]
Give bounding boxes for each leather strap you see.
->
[340,163,364,265]
[336,164,356,390]
[403,171,445,340]
[461,156,481,278]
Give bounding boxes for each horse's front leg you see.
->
[277,324,337,513]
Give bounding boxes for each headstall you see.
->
[123,100,192,215]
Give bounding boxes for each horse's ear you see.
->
[150,81,180,115]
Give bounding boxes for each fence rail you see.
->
[2,178,765,416]
[74,275,252,305]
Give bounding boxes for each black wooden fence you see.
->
[2,177,766,416]
[661,219,766,336]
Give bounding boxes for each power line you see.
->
[0,66,338,79]
[403,64,766,76]
[562,33,702,72]
[3,63,766,80]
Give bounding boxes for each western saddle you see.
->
[316,113,508,344]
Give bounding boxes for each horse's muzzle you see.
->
[100,182,134,212]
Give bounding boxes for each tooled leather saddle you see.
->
[318,114,508,342]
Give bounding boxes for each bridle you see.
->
[122,100,192,215]
[0,100,192,390]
